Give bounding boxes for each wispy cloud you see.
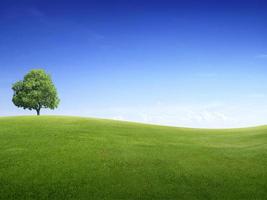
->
[195,72,217,78]
[3,6,46,20]
[255,54,267,58]
[27,7,45,18]
[64,102,267,128]
[248,93,266,98]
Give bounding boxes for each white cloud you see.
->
[8,95,266,129]
[73,102,267,128]
[6,101,267,128]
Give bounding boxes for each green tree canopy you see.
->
[12,69,60,115]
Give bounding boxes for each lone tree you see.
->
[12,69,60,115]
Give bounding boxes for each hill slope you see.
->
[0,116,266,200]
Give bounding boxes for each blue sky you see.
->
[0,0,267,127]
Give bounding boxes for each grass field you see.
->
[0,116,266,200]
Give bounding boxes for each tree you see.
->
[12,69,60,115]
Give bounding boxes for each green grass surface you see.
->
[0,116,266,200]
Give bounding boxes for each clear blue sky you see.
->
[0,0,267,127]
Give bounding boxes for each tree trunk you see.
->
[36,109,40,116]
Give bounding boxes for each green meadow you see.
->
[0,116,266,200]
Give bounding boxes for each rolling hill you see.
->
[0,116,266,200]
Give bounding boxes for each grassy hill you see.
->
[0,116,266,200]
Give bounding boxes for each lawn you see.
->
[0,116,266,199]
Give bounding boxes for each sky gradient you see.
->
[0,0,267,128]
